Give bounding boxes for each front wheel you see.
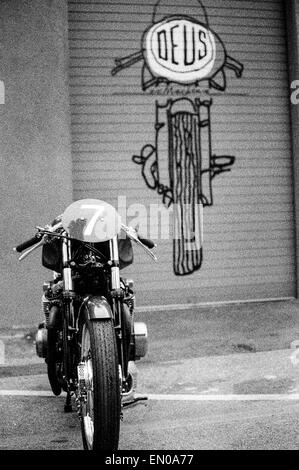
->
[79,319,121,451]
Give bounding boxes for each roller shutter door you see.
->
[67,0,296,306]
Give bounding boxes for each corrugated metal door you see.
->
[67,0,296,306]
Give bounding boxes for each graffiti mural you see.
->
[111,0,244,276]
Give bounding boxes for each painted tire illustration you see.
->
[168,100,203,275]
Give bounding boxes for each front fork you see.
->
[109,237,129,385]
[61,234,76,388]
[62,235,129,393]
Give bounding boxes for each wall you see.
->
[68,0,296,306]
[0,0,73,327]
[286,0,299,298]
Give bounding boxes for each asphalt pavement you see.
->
[1,299,299,450]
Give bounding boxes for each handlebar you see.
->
[14,220,157,262]
[137,235,155,249]
[120,223,157,261]
[14,220,63,256]
[14,234,42,253]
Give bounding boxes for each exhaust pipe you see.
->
[133,322,148,360]
[35,323,48,358]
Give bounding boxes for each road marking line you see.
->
[145,393,299,401]
[1,390,299,401]
[135,297,294,312]
[0,390,60,397]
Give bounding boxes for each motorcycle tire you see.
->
[79,318,121,451]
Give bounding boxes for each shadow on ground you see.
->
[1,299,299,375]
[136,299,299,364]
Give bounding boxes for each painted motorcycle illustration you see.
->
[14,198,156,450]
[111,0,244,275]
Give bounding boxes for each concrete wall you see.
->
[286,0,299,298]
[0,0,73,327]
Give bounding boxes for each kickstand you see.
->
[64,392,73,412]
[122,394,148,408]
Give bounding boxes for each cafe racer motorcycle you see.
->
[14,198,156,450]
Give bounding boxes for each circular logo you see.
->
[144,16,216,84]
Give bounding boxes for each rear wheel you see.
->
[79,319,121,450]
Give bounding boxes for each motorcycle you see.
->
[14,198,157,450]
